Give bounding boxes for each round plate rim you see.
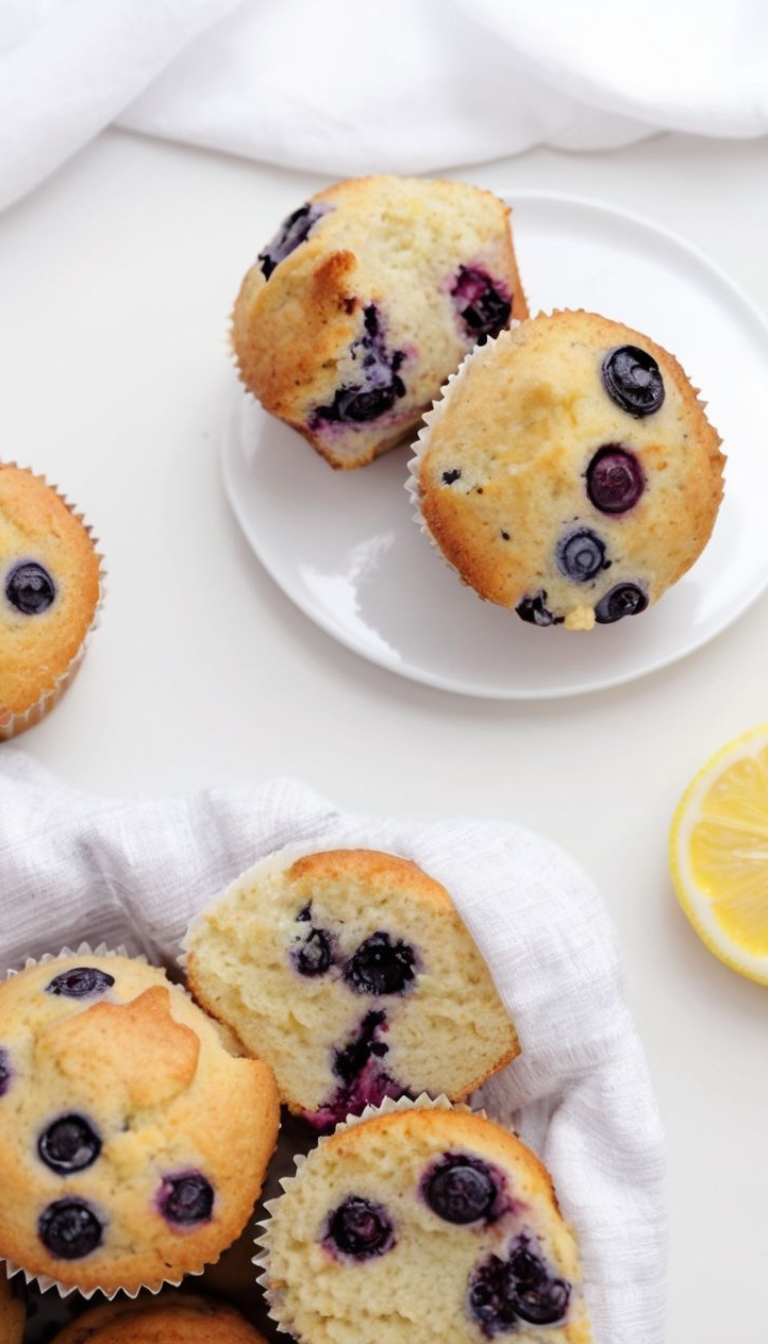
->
[220,187,768,700]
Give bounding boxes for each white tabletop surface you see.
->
[1,128,767,1342]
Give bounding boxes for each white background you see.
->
[1,128,766,1341]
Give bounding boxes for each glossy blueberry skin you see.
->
[45,967,115,999]
[594,582,648,624]
[345,932,416,996]
[157,1172,214,1226]
[451,267,511,344]
[0,1048,11,1098]
[5,561,56,616]
[515,593,562,627]
[424,1155,498,1224]
[39,1115,102,1176]
[294,927,333,977]
[258,203,325,280]
[515,1278,570,1326]
[468,1254,520,1336]
[38,1199,103,1260]
[312,305,406,428]
[556,528,607,583]
[325,1196,395,1259]
[586,445,644,514]
[602,345,664,417]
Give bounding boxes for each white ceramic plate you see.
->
[221,190,768,699]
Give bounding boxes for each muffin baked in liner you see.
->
[50,1290,269,1343]
[0,464,105,742]
[254,1093,592,1343]
[0,945,279,1300]
[406,311,724,631]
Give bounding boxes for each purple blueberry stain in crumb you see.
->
[323,1196,395,1260]
[450,267,511,344]
[586,444,645,514]
[345,931,416,996]
[468,1233,571,1336]
[5,561,56,615]
[423,1154,503,1225]
[601,345,664,417]
[306,1011,409,1133]
[310,304,407,429]
[0,1048,11,1098]
[45,967,115,999]
[556,528,608,584]
[594,582,648,624]
[515,593,563,627]
[39,1115,102,1175]
[257,202,328,280]
[442,468,462,485]
[157,1171,214,1228]
[38,1199,104,1260]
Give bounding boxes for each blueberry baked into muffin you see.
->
[0,1272,25,1343]
[184,848,519,1131]
[0,954,279,1293]
[232,175,528,468]
[411,310,725,630]
[0,464,102,739]
[52,1292,267,1343]
[260,1104,591,1343]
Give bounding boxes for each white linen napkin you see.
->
[1,0,766,213]
[0,749,665,1344]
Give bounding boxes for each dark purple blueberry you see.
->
[442,469,462,485]
[468,1254,520,1336]
[602,346,664,417]
[507,1238,546,1289]
[39,1115,101,1175]
[594,582,648,624]
[515,592,562,627]
[296,904,312,922]
[5,561,56,615]
[0,1048,11,1098]
[45,967,115,999]
[326,1196,394,1259]
[451,267,511,344]
[294,927,332,977]
[345,932,416,996]
[586,445,644,514]
[515,1278,570,1326]
[258,203,325,280]
[38,1199,103,1260]
[424,1155,497,1224]
[157,1172,214,1226]
[311,304,406,427]
[556,528,607,583]
[308,1011,407,1131]
[333,1011,387,1085]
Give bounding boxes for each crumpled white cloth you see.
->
[0,751,665,1344]
[1,1,766,214]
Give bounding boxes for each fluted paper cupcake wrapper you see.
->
[0,463,106,743]
[252,1093,478,1333]
[0,944,203,1302]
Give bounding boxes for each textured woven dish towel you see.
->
[0,750,665,1344]
[1,0,767,211]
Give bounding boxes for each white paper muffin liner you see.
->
[252,1092,478,1332]
[405,324,520,589]
[0,944,204,1302]
[0,463,106,743]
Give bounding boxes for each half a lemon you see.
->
[670,723,768,985]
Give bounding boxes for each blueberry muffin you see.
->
[260,1104,591,1343]
[232,175,528,469]
[0,954,279,1294]
[52,1293,266,1343]
[411,310,725,630]
[0,1273,24,1343]
[184,849,519,1131]
[0,464,102,739]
